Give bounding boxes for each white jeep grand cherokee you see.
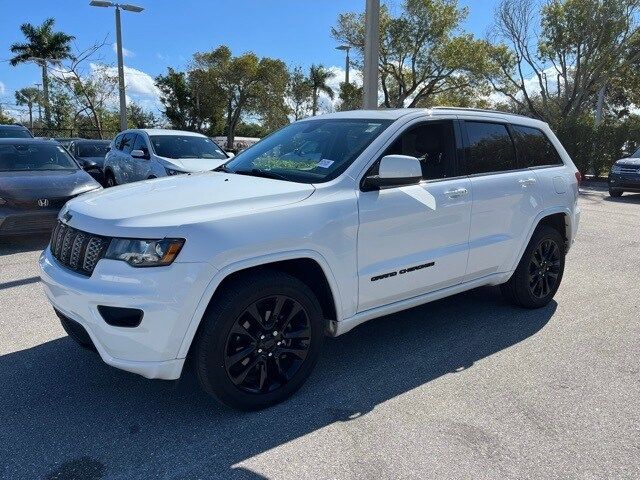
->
[39,108,580,410]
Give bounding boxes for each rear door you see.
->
[357,119,472,312]
[461,120,544,281]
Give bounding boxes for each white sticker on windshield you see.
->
[317,159,334,168]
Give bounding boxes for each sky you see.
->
[0,0,501,120]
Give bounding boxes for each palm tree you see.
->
[9,18,74,127]
[14,87,42,129]
[309,65,335,116]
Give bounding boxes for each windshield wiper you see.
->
[234,168,288,181]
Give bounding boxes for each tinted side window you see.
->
[114,133,124,150]
[382,121,456,180]
[464,121,516,175]
[121,133,135,154]
[132,134,148,154]
[511,125,563,167]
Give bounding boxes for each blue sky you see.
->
[0,0,500,118]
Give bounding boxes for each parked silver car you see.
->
[103,129,228,186]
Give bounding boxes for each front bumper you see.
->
[39,247,217,380]
[609,172,640,192]
[0,207,59,235]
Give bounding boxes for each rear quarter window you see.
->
[511,125,563,167]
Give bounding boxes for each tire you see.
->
[105,171,117,188]
[609,188,623,198]
[194,270,325,410]
[500,224,565,309]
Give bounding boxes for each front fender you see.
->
[175,249,343,359]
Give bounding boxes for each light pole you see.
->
[363,0,380,109]
[89,1,144,132]
[336,45,351,85]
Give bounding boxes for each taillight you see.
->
[575,171,582,184]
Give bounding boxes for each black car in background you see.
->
[67,139,111,184]
[0,124,33,139]
[55,137,83,149]
[0,139,101,236]
[609,148,640,197]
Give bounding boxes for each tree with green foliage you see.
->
[288,67,313,120]
[490,0,640,123]
[0,105,14,124]
[332,0,500,108]
[337,82,362,111]
[156,68,198,130]
[127,103,159,129]
[309,65,335,115]
[14,87,42,129]
[9,18,75,127]
[192,46,289,145]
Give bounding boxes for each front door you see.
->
[357,120,472,312]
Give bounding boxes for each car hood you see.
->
[160,156,227,173]
[63,171,315,233]
[0,169,101,201]
[616,157,640,167]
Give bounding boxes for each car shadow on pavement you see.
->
[0,234,50,256]
[0,286,555,479]
[603,193,640,203]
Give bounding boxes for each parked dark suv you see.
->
[609,148,640,197]
[0,124,33,139]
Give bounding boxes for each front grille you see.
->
[50,220,111,276]
[619,165,640,174]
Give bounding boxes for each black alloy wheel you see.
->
[528,239,561,299]
[194,270,324,410]
[224,294,311,394]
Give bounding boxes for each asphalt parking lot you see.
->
[0,185,638,480]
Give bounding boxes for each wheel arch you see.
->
[177,251,342,359]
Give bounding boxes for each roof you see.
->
[131,128,206,137]
[0,138,59,145]
[0,124,30,129]
[307,107,547,127]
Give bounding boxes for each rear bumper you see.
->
[39,247,217,380]
[0,207,59,235]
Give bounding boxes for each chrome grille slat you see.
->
[49,220,110,276]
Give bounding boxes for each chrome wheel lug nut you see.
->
[268,352,272,357]
[257,348,262,353]
[260,335,265,340]
[273,331,278,336]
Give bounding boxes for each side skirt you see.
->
[328,272,512,337]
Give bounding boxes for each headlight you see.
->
[104,238,185,267]
[611,164,622,173]
[165,167,184,176]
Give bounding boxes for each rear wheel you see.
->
[194,270,325,410]
[105,171,117,188]
[609,188,623,197]
[501,225,565,308]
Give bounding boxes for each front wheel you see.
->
[194,270,325,410]
[501,225,565,308]
[105,171,117,188]
[609,188,623,198]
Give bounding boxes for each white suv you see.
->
[103,128,228,186]
[39,108,580,410]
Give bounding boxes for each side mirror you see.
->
[361,155,422,191]
[225,151,235,158]
[131,149,149,159]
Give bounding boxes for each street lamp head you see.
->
[89,0,114,7]
[120,3,144,12]
[336,45,350,52]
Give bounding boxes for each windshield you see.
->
[77,141,110,158]
[0,143,79,172]
[149,135,227,160]
[0,127,32,139]
[222,119,392,183]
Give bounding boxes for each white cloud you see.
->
[112,43,134,58]
[0,81,5,96]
